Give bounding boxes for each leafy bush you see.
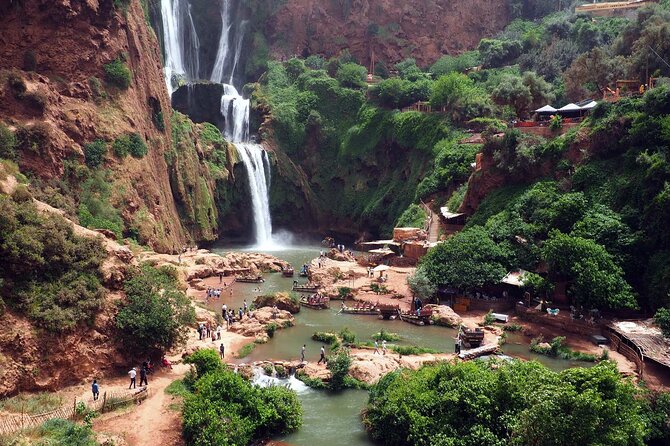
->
[37,418,97,446]
[116,263,195,356]
[77,171,124,239]
[112,133,147,159]
[0,123,17,160]
[327,348,352,391]
[655,308,670,338]
[184,349,224,382]
[265,322,277,338]
[182,367,302,445]
[237,343,255,358]
[336,63,367,89]
[312,331,338,344]
[83,139,107,168]
[395,203,426,228]
[0,197,106,331]
[104,59,131,89]
[339,327,357,344]
[407,269,437,301]
[364,360,647,446]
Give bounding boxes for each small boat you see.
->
[460,326,485,348]
[292,283,319,293]
[398,308,434,326]
[300,294,329,310]
[339,303,379,316]
[235,276,265,283]
[377,303,400,320]
[282,266,295,277]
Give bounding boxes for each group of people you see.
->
[127,362,150,389]
[299,344,328,365]
[373,339,388,355]
[198,322,223,341]
[306,293,326,305]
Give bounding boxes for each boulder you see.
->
[427,305,463,327]
[393,227,425,242]
[253,292,300,314]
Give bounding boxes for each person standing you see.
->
[92,380,99,401]
[243,300,248,312]
[216,324,222,340]
[128,368,137,389]
[382,340,387,356]
[219,272,223,284]
[301,344,306,362]
[139,365,148,387]
[373,340,380,354]
[318,345,326,364]
[219,342,225,359]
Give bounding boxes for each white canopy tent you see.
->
[535,104,557,113]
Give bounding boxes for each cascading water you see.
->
[160,0,199,94]
[160,0,276,247]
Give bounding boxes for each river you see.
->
[208,241,594,446]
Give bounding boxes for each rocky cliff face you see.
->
[267,0,510,67]
[0,0,229,252]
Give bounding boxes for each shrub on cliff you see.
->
[364,360,648,446]
[116,263,195,356]
[0,123,17,160]
[112,133,147,159]
[0,196,106,331]
[83,139,107,168]
[182,366,302,446]
[104,59,131,89]
[395,203,426,228]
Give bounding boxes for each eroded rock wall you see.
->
[267,0,510,67]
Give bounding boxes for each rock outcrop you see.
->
[427,305,463,328]
[267,0,509,67]
[228,307,294,343]
[254,292,301,314]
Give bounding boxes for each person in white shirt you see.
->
[318,345,326,364]
[128,367,137,389]
[382,340,387,356]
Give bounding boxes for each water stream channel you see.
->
[206,242,594,446]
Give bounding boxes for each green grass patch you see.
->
[237,343,256,358]
[164,379,190,398]
[391,345,439,356]
[0,392,63,414]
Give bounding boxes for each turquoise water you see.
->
[209,242,593,445]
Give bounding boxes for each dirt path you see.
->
[93,367,187,446]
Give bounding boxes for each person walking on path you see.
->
[373,340,380,354]
[128,368,137,389]
[92,380,99,401]
[220,342,225,359]
[317,345,326,364]
[139,366,148,387]
[301,344,306,362]
[382,340,387,356]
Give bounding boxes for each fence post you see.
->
[21,401,24,431]
[73,397,77,420]
[102,392,107,413]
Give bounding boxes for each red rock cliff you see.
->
[268,0,510,66]
[0,0,187,252]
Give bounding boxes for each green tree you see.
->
[543,231,637,310]
[419,226,510,290]
[336,63,367,89]
[407,268,437,301]
[116,264,196,355]
[477,38,523,68]
[654,308,670,338]
[430,51,480,77]
[364,360,647,446]
[430,72,492,122]
[327,348,352,391]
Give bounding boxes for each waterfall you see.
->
[251,368,311,393]
[160,0,276,247]
[235,143,274,248]
[160,0,199,94]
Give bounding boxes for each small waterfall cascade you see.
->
[251,367,311,394]
[160,0,199,94]
[159,0,275,247]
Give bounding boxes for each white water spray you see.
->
[235,143,274,249]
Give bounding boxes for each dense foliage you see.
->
[0,195,106,330]
[103,59,131,89]
[83,139,107,168]
[364,360,654,446]
[395,203,426,228]
[112,132,148,159]
[116,263,195,356]
[182,349,302,446]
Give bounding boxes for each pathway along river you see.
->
[208,242,593,446]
